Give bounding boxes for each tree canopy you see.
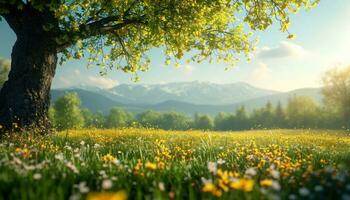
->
[1,0,319,77]
[0,58,10,87]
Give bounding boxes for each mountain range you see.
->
[51,81,322,116]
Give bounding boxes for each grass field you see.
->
[1,129,350,200]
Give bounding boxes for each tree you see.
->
[158,112,190,130]
[0,58,10,87]
[137,110,162,128]
[286,96,319,128]
[274,101,286,128]
[194,113,214,130]
[322,66,350,128]
[0,0,319,132]
[105,107,133,128]
[53,92,85,130]
[82,109,105,128]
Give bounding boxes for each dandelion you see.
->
[102,153,116,162]
[86,191,127,200]
[260,179,273,187]
[145,162,157,170]
[230,179,254,192]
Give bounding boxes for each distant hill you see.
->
[104,81,279,105]
[51,82,323,116]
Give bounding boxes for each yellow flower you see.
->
[260,179,273,187]
[202,183,216,193]
[145,162,157,170]
[87,191,127,200]
[102,154,116,162]
[230,179,254,192]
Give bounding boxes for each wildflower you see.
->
[260,179,273,187]
[65,161,79,174]
[245,167,257,177]
[80,141,85,146]
[299,187,310,196]
[145,162,157,170]
[55,153,64,161]
[102,154,116,162]
[217,158,225,165]
[102,179,113,190]
[33,173,42,180]
[230,179,254,192]
[202,182,216,193]
[158,182,165,191]
[87,191,127,200]
[77,182,89,194]
[207,162,217,173]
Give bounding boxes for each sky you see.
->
[1,0,350,92]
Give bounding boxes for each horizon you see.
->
[53,80,321,93]
[0,0,350,92]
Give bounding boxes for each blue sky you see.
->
[1,0,350,92]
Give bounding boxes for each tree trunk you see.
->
[0,32,57,134]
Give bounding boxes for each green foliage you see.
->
[322,66,350,127]
[193,113,214,130]
[286,96,319,128]
[0,58,10,87]
[1,0,319,79]
[105,107,134,128]
[82,109,105,128]
[53,92,85,130]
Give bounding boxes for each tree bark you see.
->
[0,24,57,134]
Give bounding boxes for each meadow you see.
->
[1,129,350,200]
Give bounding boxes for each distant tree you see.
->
[322,66,350,127]
[194,114,214,130]
[0,58,10,87]
[214,112,231,131]
[286,96,319,128]
[137,111,162,128]
[159,112,190,130]
[105,107,133,128]
[82,109,105,128]
[233,106,250,130]
[274,101,286,128]
[53,93,84,130]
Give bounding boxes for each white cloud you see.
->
[182,64,194,75]
[53,71,118,89]
[87,76,118,89]
[256,41,311,59]
[252,62,272,80]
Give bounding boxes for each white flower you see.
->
[299,187,310,196]
[78,182,89,194]
[94,143,100,149]
[65,161,79,174]
[158,182,165,191]
[270,169,280,179]
[245,167,257,177]
[102,179,113,190]
[201,177,213,184]
[217,159,225,165]
[55,153,64,161]
[207,162,217,173]
[33,173,42,180]
[80,141,85,146]
[271,181,281,191]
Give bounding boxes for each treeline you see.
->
[49,93,348,131]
